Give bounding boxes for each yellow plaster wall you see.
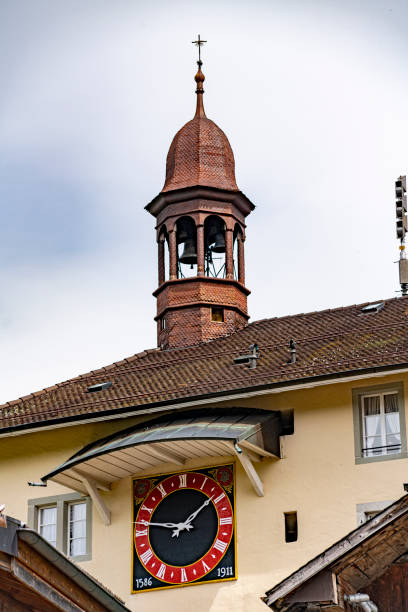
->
[1,373,408,611]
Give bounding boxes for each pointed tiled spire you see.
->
[194,60,206,118]
[161,36,238,193]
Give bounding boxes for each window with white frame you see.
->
[361,391,401,457]
[38,506,57,547]
[352,382,407,464]
[68,501,87,557]
[28,493,92,561]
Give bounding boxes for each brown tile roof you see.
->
[2,296,408,433]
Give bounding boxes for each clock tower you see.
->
[146,51,254,350]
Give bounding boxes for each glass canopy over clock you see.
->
[41,409,281,526]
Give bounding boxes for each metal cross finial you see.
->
[192,34,207,64]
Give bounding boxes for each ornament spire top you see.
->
[192,34,207,118]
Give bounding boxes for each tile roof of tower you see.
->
[2,296,408,435]
[162,116,239,192]
[161,62,238,193]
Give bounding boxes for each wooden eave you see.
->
[145,185,255,218]
[0,517,130,612]
[264,493,408,611]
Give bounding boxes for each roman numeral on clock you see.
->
[213,539,227,553]
[179,474,187,488]
[180,568,188,582]
[140,548,153,564]
[140,504,152,514]
[219,516,232,525]
[202,560,210,572]
[135,529,148,537]
[156,564,166,579]
[157,483,166,497]
[213,492,225,504]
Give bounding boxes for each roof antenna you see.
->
[395,175,408,295]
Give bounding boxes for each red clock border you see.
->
[134,470,234,585]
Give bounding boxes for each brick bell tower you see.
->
[146,44,254,349]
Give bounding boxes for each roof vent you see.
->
[361,302,385,314]
[287,339,296,364]
[233,344,259,369]
[87,382,112,393]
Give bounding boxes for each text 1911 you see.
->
[217,566,233,578]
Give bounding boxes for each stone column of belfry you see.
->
[238,235,245,285]
[146,51,255,349]
[168,229,177,281]
[197,224,205,276]
[225,228,234,279]
[158,236,165,285]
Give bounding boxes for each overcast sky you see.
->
[1,0,408,404]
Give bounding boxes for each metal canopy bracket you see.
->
[233,445,264,497]
[71,470,111,526]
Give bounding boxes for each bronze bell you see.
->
[211,232,226,253]
[179,239,197,265]
[177,227,189,244]
[206,224,217,245]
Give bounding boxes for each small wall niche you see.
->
[284,512,298,543]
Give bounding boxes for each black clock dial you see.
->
[149,489,218,566]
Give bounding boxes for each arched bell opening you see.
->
[176,216,198,278]
[204,216,226,278]
[158,226,170,284]
[233,224,245,284]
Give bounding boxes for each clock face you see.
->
[132,464,236,593]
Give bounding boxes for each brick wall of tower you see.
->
[157,305,247,349]
[155,278,249,316]
[154,276,250,349]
